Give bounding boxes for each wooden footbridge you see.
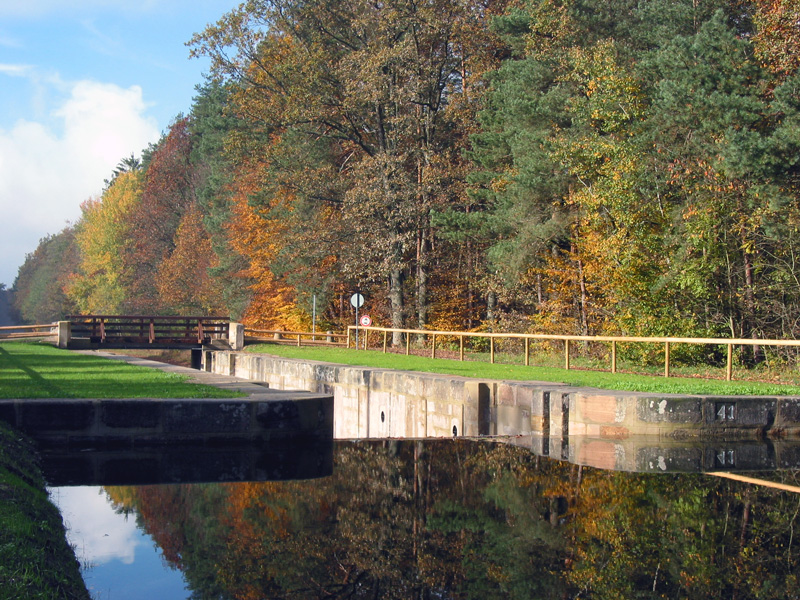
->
[63,315,232,350]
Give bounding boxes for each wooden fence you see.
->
[0,324,55,341]
[245,328,347,347]
[346,325,800,382]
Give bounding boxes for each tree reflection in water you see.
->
[105,440,800,599]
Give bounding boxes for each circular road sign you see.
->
[360,315,372,327]
[350,293,365,308]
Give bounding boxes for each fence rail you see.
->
[346,325,800,382]
[245,328,347,347]
[0,324,55,340]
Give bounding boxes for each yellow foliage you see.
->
[67,171,143,313]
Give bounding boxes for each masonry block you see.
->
[164,401,250,434]
[102,400,160,428]
[777,399,800,426]
[20,401,94,431]
[256,401,300,430]
[638,397,703,424]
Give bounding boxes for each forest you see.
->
[11,0,800,361]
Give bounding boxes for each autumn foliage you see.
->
[11,0,800,366]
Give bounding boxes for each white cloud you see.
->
[0,77,159,285]
[49,486,143,566]
[0,63,32,75]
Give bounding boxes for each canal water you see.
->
[45,438,800,600]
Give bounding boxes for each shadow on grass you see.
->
[0,345,68,398]
[0,342,238,399]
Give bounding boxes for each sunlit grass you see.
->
[246,343,800,396]
[0,342,240,399]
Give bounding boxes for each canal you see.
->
[45,437,800,599]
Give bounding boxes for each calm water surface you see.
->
[46,439,800,599]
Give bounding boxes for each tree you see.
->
[67,171,143,314]
[122,118,197,313]
[157,204,225,314]
[11,228,80,322]
[190,0,505,344]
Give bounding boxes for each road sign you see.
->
[350,293,365,308]
[360,315,372,327]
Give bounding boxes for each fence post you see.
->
[383,331,388,353]
[406,332,410,355]
[364,329,369,350]
[297,333,301,347]
[490,337,495,364]
[565,339,570,370]
[524,338,530,366]
[664,341,670,377]
[726,343,733,381]
[431,334,436,359]
[347,328,351,348]
[459,335,464,361]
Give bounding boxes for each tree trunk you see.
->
[743,252,762,364]
[575,252,589,336]
[740,495,751,549]
[487,290,497,329]
[390,267,404,346]
[536,272,543,306]
[416,229,429,331]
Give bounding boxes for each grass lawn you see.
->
[246,343,800,396]
[0,422,89,599]
[0,342,240,399]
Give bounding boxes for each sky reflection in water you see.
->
[48,486,189,600]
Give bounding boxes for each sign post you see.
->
[350,293,365,348]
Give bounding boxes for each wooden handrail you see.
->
[0,323,56,340]
[346,325,800,382]
[0,324,54,331]
[246,328,347,339]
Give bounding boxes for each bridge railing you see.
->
[0,323,56,341]
[67,315,230,346]
[346,325,800,382]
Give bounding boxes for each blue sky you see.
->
[0,0,238,287]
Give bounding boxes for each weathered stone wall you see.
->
[0,393,333,446]
[206,350,800,440]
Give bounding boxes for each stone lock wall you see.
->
[206,350,800,440]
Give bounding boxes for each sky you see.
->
[0,0,239,287]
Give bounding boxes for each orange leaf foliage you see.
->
[157,204,225,314]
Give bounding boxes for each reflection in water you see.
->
[40,440,333,486]
[48,439,800,599]
[48,486,190,600]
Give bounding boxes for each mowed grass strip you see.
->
[0,342,241,399]
[246,344,800,396]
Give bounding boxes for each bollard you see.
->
[57,321,71,349]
